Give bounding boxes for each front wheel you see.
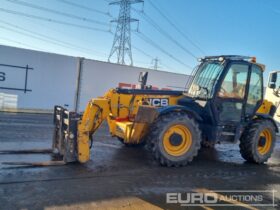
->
[148,112,202,167]
[239,119,276,163]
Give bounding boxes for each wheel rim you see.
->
[163,124,192,156]
[258,128,272,155]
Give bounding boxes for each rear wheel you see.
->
[148,112,202,167]
[239,119,276,163]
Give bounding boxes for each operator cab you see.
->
[183,55,265,143]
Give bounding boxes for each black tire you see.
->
[148,112,202,167]
[239,119,276,163]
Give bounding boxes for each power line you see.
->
[147,0,206,55]
[6,0,109,26]
[132,45,154,59]
[0,36,45,51]
[1,0,191,71]
[0,20,92,53]
[0,24,110,59]
[0,21,181,72]
[0,20,109,58]
[134,31,193,70]
[0,8,184,67]
[132,45,176,71]
[0,24,80,50]
[133,59,152,65]
[113,0,195,70]
[0,29,172,71]
[132,8,197,59]
[159,62,175,71]
[57,0,111,17]
[0,8,110,32]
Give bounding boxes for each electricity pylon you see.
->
[108,0,143,66]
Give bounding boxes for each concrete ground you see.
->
[0,112,279,210]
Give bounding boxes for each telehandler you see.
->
[50,55,278,167]
[1,55,278,167]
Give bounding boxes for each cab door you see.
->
[245,64,263,118]
[213,62,250,124]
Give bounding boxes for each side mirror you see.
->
[138,72,148,89]
[268,72,277,89]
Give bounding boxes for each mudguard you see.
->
[157,105,203,122]
[255,113,279,133]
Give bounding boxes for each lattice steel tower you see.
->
[108,0,143,66]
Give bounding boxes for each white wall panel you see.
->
[0,45,189,112]
[0,45,78,110]
[78,59,189,111]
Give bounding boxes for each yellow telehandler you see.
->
[51,55,279,167]
[2,55,279,167]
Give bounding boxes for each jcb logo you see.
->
[0,72,5,81]
[148,98,169,107]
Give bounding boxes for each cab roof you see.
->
[200,55,265,71]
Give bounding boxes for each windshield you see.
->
[187,62,224,99]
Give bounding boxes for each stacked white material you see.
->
[0,92,17,110]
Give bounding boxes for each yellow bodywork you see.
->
[257,99,274,115]
[76,89,275,163]
[77,89,184,163]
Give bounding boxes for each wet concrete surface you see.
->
[0,112,279,210]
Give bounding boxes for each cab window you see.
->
[246,65,263,115]
[218,64,249,99]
